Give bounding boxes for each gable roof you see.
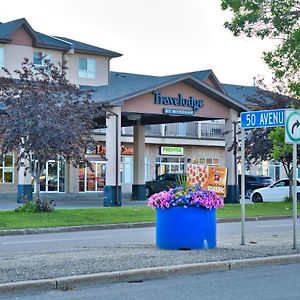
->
[81,71,249,112]
[0,18,37,43]
[169,70,227,94]
[0,18,122,58]
[54,36,121,58]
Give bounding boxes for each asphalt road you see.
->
[0,219,298,251]
[1,264,300,300]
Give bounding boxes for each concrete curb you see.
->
[0,215,296,236]
[1,254,300,294]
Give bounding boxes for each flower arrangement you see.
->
[148,185,224,209]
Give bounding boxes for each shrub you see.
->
[15,199,56,213]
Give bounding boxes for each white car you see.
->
[250,179,300,203]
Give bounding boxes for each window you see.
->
[79,161,106,192]
[79,58,96,79]
[189,158,219,166]
[0,154,14,183]
[0,48,4,68]
[33,51,52,66]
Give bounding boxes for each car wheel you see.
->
[145,187,152,198]
[245,189,253,199]
[252,192,263,203]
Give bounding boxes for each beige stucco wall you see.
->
[0,27,110,86]
[65,52,110,86]
[0,43,62,75]
[0,43,109,86]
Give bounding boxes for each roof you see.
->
[222,83,279,108]
[0,18,122,58]
[54,36,121,58]
[81,70,249,112]
[82,70,219,103]
[222,84,259,106]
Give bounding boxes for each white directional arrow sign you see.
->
[285,110,300,144]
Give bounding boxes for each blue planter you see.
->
[156,206,216,250]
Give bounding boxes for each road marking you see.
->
[1,235,109,245]
[258,224,294,228]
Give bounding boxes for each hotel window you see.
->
[33,51,52,66]
[0,154,14,183]
[79,58,96,79]
[0,48,4,68]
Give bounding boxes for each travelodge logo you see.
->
[153,91,204,115]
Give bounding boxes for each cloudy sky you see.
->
[1,0,277,85]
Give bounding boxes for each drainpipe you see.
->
[103,106,120,206]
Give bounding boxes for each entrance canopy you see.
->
[84,70,249,127]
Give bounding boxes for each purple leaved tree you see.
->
[0,58,104,204]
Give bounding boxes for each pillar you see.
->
[132,121,146,200]
[17,154,33,203]
[104,106,122,206]
[224,109,239,203]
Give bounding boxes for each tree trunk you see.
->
[35,168,41,205]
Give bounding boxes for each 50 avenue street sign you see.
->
[240,109,285,129]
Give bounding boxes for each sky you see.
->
[1,0,277,86]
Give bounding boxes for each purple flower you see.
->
[148,185,224,209]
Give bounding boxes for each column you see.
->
[17,153,33,203]
[104,106,122,207]
[132,121,146,200]
[224,109,239,203]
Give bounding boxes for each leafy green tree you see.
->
[268,127,295,197]
[221,0,300,97]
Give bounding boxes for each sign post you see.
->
[240,109,285,246]
[285,110,300,250]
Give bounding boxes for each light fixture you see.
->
[127,113,141,121]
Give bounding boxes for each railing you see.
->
[165,122,198,137]
[200,122,225,139]
[97,122,225,140]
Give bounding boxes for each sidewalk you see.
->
[0,220,300,295]
[0,192,145,211]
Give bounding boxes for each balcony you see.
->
[121,122,225,140]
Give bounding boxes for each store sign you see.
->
[153,91,204,115]
[187,163,228,197]
[86,145,134,156]
[160,146,184,156]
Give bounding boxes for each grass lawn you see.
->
[0,202,298,230]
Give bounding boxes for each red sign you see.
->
[87,145,134,156]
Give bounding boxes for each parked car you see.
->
[145,173,185,197]
[238,174,273,198]
[250,179,300,203]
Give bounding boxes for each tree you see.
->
[268,127,294,198]
[0,57,103,203]
[222,1,300,196]
[221,0,300,97]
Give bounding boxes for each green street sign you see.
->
[285,110,300,144]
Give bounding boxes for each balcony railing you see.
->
[200,122,225,139]
[121,122,225,140]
